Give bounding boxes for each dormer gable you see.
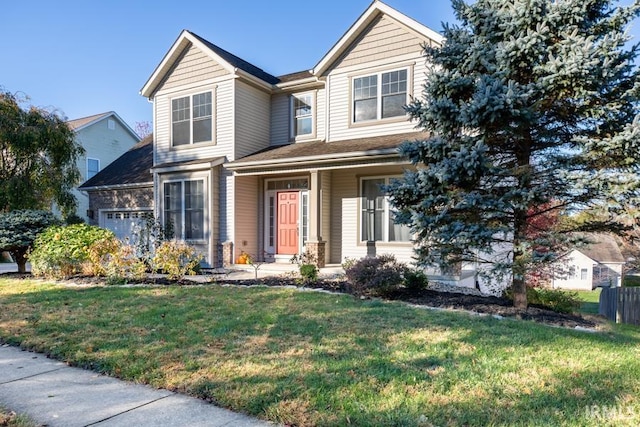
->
[313,0,444,76]
[140,30,278,99]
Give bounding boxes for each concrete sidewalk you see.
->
[0,345,273,427]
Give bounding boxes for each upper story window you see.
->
[353,69,408,123]
[172,91,212,146]
[290,93,314,139]
[87,158,100,180]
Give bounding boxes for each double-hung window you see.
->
[353,69,408,123]
[291,93,314,139]
[87,158,100,180]
[164,180,204,240]
[361,177,410,242]
[172,91,212,146]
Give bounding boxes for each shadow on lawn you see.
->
[176,297,639,426]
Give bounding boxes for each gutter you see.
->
[79,181,153,192]
[225,148,400,171]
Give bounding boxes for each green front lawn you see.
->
[1,278,639,426]
[575,289,602,315]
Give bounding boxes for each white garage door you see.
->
[102,211,150,242]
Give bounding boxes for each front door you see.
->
[277,191,299,255]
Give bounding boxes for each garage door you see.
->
[102,211,150,242]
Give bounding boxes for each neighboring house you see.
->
[138,1,444,268]
[78,135,154,242]
[552,234,625,291]
[68,112,140,222]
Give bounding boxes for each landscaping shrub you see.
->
[529,288,581,313]
[505,286,581,313]
[151,240,202,280]
[404,269,428,293]
[344,254,408,297]
[291,250,319,284]
[624,275,640,287]
[103,244,148,284]
[0,210,60,273]
[29,224,118,278]
[299,263,318,283]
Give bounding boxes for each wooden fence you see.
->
[599,287,640,325]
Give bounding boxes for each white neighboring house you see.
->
[67,112,140,222]
[552,234,625,290]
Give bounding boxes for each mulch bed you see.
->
[215,277,600,329]
[1,272,600,329]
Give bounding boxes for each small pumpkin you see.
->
[236,252,250,264]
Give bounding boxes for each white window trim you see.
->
[349,66,412,127]
[107,119,115,130]
[359,175,411,244]
[289,91,316,141]
[87,158,100,180]
[170,88,216,149]
[162,177,207,243]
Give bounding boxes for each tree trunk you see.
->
[12,250,27,274]
[512,200,530,309]
[511,254,528,309]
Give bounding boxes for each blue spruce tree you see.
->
[387,0,640,308]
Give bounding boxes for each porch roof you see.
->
[151,156,226,174]
[225,132,429,173]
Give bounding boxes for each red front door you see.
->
[277,192,299,255]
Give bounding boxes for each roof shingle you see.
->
[79,135,153,189]
[188,31,280,85]
[227,132,429,166]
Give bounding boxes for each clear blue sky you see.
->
[1,1,637,132]
[0,1,457,130]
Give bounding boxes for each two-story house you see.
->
[139,1,442,268]
[68,112,140,222]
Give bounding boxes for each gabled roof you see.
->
[313,0,444,76]
[67,112,111,131]
[576,234,626,264]
[226,132,429,172]
[79,134,153,190]
[140,30,278,98]
[188,31,279,85]
[140,2,443,95]
[67,111,141,142]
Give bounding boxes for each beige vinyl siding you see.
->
[153,95,170,162]
[270,88,325,145]
[321,170,331,265]
[234,175,259,261]
[154,80,234,166]
[326,53,429,141]
[235,81,271,159]
[157,44,229,93]
[332,15,424,71]
[330,169,355,263]
[270,93,290,145]
[316,88,326,142]
[330,166,414,264]
[322,12,432,142]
